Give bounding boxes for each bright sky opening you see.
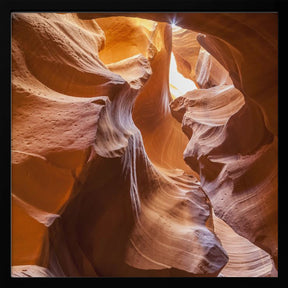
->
[169,51,197,99]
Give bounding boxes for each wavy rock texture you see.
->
[168,16,278,270]
[11,12,278,277]
[170,82,278,268]
[195,47,233,89]
[11,265,57,277]
[79,13,278,135]
[213,214,276,277]
[171,91,278,267]
[171,26,201,81]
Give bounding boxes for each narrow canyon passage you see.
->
[11,13,278,277]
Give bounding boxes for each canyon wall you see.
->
[11,12,278,277]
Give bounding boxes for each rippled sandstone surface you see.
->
[11,12,278,277]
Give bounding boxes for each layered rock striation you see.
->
[11,12,278,277]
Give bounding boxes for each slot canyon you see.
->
[11,12,278,277]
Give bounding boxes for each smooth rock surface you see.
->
[11,12,278,277]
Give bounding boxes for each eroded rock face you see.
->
[171,26,201,81]
[11,12,278,277]
[170,86,278,269]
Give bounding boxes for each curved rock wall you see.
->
[11,12,278,277]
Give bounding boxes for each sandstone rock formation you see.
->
[11,12,278,277]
